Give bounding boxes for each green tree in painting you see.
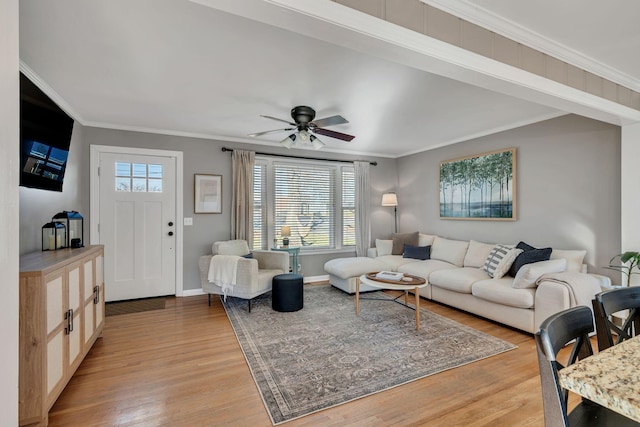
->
[440,149,514,218]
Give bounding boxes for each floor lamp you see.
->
[381,193,398,233]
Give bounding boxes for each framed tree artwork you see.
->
[439,148,516,220]
[194,174,222,213]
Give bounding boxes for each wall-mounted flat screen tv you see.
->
[20,73,74,192]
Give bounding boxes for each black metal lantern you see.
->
[52,210,84,248]
[42,222,66,251]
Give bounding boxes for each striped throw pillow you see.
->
[483,244,523,279]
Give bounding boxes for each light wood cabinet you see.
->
[19,245,105,427]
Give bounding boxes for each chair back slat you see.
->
[535,306,595,427]
[593,287,640,351]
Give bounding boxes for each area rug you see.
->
[105,296,166,316]
[222,285,516,425]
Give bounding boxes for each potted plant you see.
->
[605,251,640,287]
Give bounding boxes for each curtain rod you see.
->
[221,147,377,166]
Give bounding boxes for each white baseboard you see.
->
[181,288,206,297]
[180,274,329,297]
[304,274,329,283]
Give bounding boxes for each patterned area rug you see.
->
[222,285,516,425]
[105,297,166,316]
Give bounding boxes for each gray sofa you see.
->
[324,233,609,333]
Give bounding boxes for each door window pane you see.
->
[114,162,163,193]
[148,179,162,192]
[132,178,147,192]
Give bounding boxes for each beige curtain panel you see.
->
[231,150,255,246]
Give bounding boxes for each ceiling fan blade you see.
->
[311,115,348,128]
[260,115,296,126]
[313,127,355,142]
[248,127,294,137]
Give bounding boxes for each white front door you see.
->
[98,151,177,301]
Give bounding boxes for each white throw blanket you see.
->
[208,255,240,300]
[537,271,602,308]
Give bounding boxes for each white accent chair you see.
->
[198,240,289,311]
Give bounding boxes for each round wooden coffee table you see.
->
[356,272,427,330]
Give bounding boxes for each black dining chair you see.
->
[535,306,639,427]
[592,286,640,351]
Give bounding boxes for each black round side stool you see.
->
[272,273,303,312]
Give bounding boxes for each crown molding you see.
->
[19,61,86,123]
[420,0,640,92]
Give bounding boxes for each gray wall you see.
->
[18,113,621,293]
[20,122,89,254]
[396,114,621,277]
[81,127,395,290]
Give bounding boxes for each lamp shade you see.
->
[381,193,398,206]
[281,225,291,237]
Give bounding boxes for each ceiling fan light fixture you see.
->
[310,134,324,150]
[298,129,309,141]
[281,133,296,149]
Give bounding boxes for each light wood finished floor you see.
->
[47,286,580,426]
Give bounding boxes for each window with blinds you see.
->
[342,168,355,247]
[253,163,266,250]
[252,157,355,251]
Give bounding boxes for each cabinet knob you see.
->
[168,221,174,226]
[168,231,174,236]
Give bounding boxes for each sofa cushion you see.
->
[472,278,535,309]
[512,259,567,289]
[418,233,436,247]
[507,241,552,277]
[483,244,523,279]
[431,237,469,267]
[550,249,587,272]
[463,240,496,268]
[397,259,456,280]
[375,255,417,270]
[429,268,490,294]
[391,232,419,255]
[375,239,393,256]
[324,257,391,279]
[403,244,430,260]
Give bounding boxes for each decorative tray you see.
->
[365,272,426,286]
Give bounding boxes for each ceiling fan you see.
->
[248,105,355,150]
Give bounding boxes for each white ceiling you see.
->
[18,0,640,158]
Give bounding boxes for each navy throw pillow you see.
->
[403,244,431,260]
[508,241,552,276]
[242,252,254,259]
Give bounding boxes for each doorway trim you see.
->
[90,144,184,296]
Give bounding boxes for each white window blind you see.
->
[274,162,334,249]
[253,163,266,250]
[341,168,355,247]
[252,157,355,251]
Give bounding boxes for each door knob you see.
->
[168,221,174,226]
[168,231,174,236]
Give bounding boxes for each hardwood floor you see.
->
[47,287,570,426]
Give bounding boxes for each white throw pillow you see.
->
[215,240,250,256]
[418,233,436,247]
[483,244,523,279]
[375,239,393,256]
[431,237,470,267]
[464,240,496,268]
[550,249,587,272]
[512,259,567,289]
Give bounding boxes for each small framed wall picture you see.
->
[194,174,222,213]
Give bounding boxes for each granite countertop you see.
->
[559,336,640,422]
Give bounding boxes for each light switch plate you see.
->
[184,217,193,226]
